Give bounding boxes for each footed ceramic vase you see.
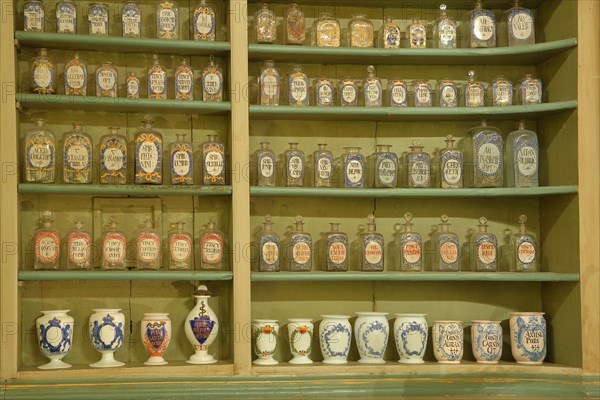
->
[185,285,219,364]
[354,312,389,364]
[510,312,546,364]
[252,319,279,365]
[287,318,313,364]
[89,309,125,368]
[141,313,171,365]
[432,320,463,364]
[36,310,73,369]
[471,320,502,364]
[319,315,352,364]
[394,313,427,364]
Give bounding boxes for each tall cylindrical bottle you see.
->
[99,127,128,185]
[101,216,127,270]
[62,123,93,184]
[170,134,193,185]
[396,213,422,272]
[135,115,163,185]
[200,219,225,270]
[24,118,56,183]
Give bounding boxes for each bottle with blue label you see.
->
[468,120,503,188]
[258,60,280,106]
[343,147,365,188]
[435,4,457,48]
[88,3,109,36]
[24,118,55,183]
[373,144,397,188]
[491,75,513,106]
[315,77,335,106]
[439,135,464,188]
[517,74,542,105]
[135,115,163,184]
[388,79,408,107]
[414,80,432,107]
[99,127,128,184]
[56,0,77,34]
[156,0,179,39]
[148,54,168,100]
[406,140,430,188]
[63,123,93,184]
[379,16,401,48]
[324,223,348,271]
[506,120,539,187]
[465,70,485,107]
[202,134,225,185]
[363,65,382,107]
[193,0,216,41]
[170,134,193,185]
[30,48,56,94]
[285,142,304,187]
[360,214,384,271]
[287,66,309,106]
[511,214,538,272]
[202,56,223,102]
[465,0,496,48]
[257,214,280,272]
[470,217,498,272]
[287,215,312,271]
[339,78,358,107]
[254,141,276,186]
[24,0,45,32]
[126,72,140,99]
[175,58,194,100]
[95,61,117,97]
[432,215,460,271]
[438,79,458,107]
[396,213,422,272]
[499,0,535,47]
[313,143,333,187]
[122,1,141,37]
[64,53,87,96]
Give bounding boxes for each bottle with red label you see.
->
[287,215,312,271]
[360,214,384,271]
[323,223,348,272]
[511,214,538,272]
[136,215,162,270]
[101,216,127,270]
[34,210,61,270]
[396,212,422,271]
[168,220,193,270]
[432,215,460,271]
[67,221,92,270]
[200,218,225,270]
[256,214,280,272]
[470,217,498,272]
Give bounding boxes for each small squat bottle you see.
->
[432,215,460,271]
[343,147,365,188]
[438,79,458,107]
[287,215,312,271]
[323,223,348,272]
[313,144,333,188]
[170,134,193,185]
[257,214,280,272]
[348,14,374,48]
[175,58,194,101]
[406,140,431,188]
[254,3,276,44]
[122,1,142,38]
[360,214,384,272]
[258,60,280,106]
[517,74,542,105]
[363,65,382,107]
[63,123,93,184]
[388,79,408,107]
[24,118,56,183]
[64,53,87,96]
[67,221,92,270]
[126,72,141,99]
[254,141,276,186]
[87,3,109,36]
[500,0,535,47]
[511,214,538,272]
[408,19,426,48]
[156,0,179,39]
[101,216,127,270]
[435,4,457,48]
[465,70,485,107]
[202,56,223,102]
[200,219,225,270]
[136,215,161,270]
[30,48,56,94]
[135,115,163,184]
[34,210,61,270]
[379,16,401,48]
[506,120,539,187]
[285,3,305,45]
[470,217,498,272]
[148,54,168,100]
[396,213,422,272]
[339,78,358,107]
[202,134,226,185]
[373,144,398,188]
[439,135,464,189]
[285,142,304,187]
[313,13,340,47]
[315,77,335,107]
[466,0,496,48]
[287,66,310,106]
[468,120,503,188]
[56,0,77,34]
[414,80,433,107]
[24,0,45,32]
[193,0,216,41]
[491,75,513,106]
[99,127,128,184]
[95,61,118,98]
[169,220,193,270]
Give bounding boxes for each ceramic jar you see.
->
[88,308,125,368]
[185,285,219,364]
[471,320,502,363]
[252,319,279,365]
[287,318,313,364]
[35,310,73,369]
[393,313,428,364]
[432,320,463,364]
[354,312,389,364]
[319,315,352,364]
[510,312,546,364]
[141,313,171,365]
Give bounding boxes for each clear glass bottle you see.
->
[343,147,365,188]
[285,3,305,45]
[491,75,513,106]
[99,127,128,184]
[56,0,77,34]
[432,215,460,271]
[373,144,397,188]
[285,142,304,187]
[287,215,312,271]
[193,0,216,41]
[88,3,109,36]
[175,58,194,100]
[468,120,503,188]
[64,53,87,96]
[148,54,167,100]
[363,65,382,107]
[438,79,458,107]
[349,14,374,48]
[315,77,335,107]
[511,214,538,272]
[287,66,310,106]
[122,1,141,38]
[254,3,276,44]
[465,70,485,107]
[500,0,535,47]
[67,221,92,270]
[379,16,401,48]
[101,216,127,270]
[517,74,542,104]
[313,13,340,47]
[388,79,408,107]
[168,220,193,270]
[414,80,432,107]
[200,218,225,270]
[439,135,464,189]
[202,56,223,102]
[24,118,55,183]
[339,78,358,107]
[396,212,422,271]
[95,61,117,98]
[257,214,280,272]
[170,134,193,185]
[135,115,163,184]
[63,123,93,184]
[202,134,225,185]
[360,214,384,271]
[406,140,431,188]
[34,210,60,270]
[30,48,56,94]
[466,0,496,48]
[506,120,539,187]
[156,0,179,39]
[126,72,140,99]
[324,223,348,272]
[255,141,276,186]
[408,19,426,48]
[24,0,45,32]
[435,4,457,48]
[258,60,280,106]
[470,217,498,272]
[136,215,161,270]
[313,144,333,188]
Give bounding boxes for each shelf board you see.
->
[15,31,230,55]
[18,184,232,196]
[248,1,545,9]
[18,271,233,281]
[249,38,577,65]
[250,271,580,282]
[16,94,231,114]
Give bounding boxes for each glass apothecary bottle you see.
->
[148,54,167,100]
[122,1,141,38]
[99,127,127,184]
[506,120,539,187]
[126,72,140,99]
[315,77,335,107]
[324,223,348,272]
[258,60,280,106]
[63,123,92,184]
[439,135,464,188]
[257,214,280,272]
[169,220,192,270]
[339,78,358,107]
[406,140,431,188]
[432,215,460,271]
[438,79,458,107]
[511,214,538,272]
[287,215,312,271]
[24,0,45,32]
[349,14,374,48]
[414,80,432,107]
[101,216,127,270]
[408,19,426,48]
[467,120,503,188]
[202,56,223,102]
[254,141,275,186]
[343,147,365,188]
[379,16,400,48]
[170,134,193,185]
[360,214,384,271]
[435,4,457,48]
[95,61,117,98]
[34,210,60,270]
[491,75,513,106]
[285,3,305,45]
[136,215,161,270]
[285,142,304,187]
[499,0,535,47]
[156,0,179,39]
[56,0,77,34]
[465,0,496,48]
[388,79,408,107]
[465,70,485,107]
[193,0,216,41]
[254,3,276,44]
[363,65,382,107]
[30,48,56,94]
[135,115,163,184]
[287,66,310,106]
[175,58,194,101]
[396,213,422,272]
[470,217,497,272]
[517,74,542,105]
[88,3,109,36]
[313,13,340,47]
[67,221,92,270]
[313,144,333,187]
[200,219,225,270]
[64,53,87,96]
[373,144,397,188]
[202,134,225,185]
[24,118,55,183]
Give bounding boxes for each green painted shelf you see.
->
[16,94,231,114]
[250,185,577,198]
[18,271,233,281]
[249,0,545,10]
[248,38,577,65]
[15,31,230,55]
[251,272,580,282]
[18,184,232,196]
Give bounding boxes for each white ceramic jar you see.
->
[185,285,219,364]
[88,308,125,368]
[510,312,546,364]
[252,319,279,365]
[36,309,74,369]
[432,320,463,364]
[471,320,502,363]
[354,312,389,364]
[287,318,313,364]
[319,315,352,364]
[393,313,428,364]
[141,313,171,365]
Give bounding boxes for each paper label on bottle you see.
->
[65,144,90,170]
[57,7,75,32]
[467,85,484,106]
[29,143,53,168]
[203,73,221,95]
[170,233,192,262]
[205,151,224,176]
[329,242,347,264]
[259,156,274,178]
[139,141,159,173]
[103,148,125,171]
[288,155,303,179]
[416,87,431,105]
[365,82,380,103]
[25,9,43,31]
[345,160,363,183]
[36,233,60,264]
[410,25,426,47]
[159,9,176,32]
[202,233,223,264]
[443,159,462,185]
[123,14,141,36]
[262,241,279,264]
[439,23,456,44]
[33,65,52,88]
[473,15,494,40]
[65,65,85,89]
[317,83,333,104]
[477,143,500,175]
[104,234,126,263]
[149,71,167,94]
[410,160,429,185]
[88,7,108,35]
[494,81,512,105]
[127,79,139,96]
[342,84,357,103]
[138,233,160,262]
[290,77,308,102]
[365,241,382,264]
[175,71,193,94]
[195,12,214,34]
[440,85,457,106]
[173,150,191,176]
[391,85,407,105]
[292,241,311,264]
[524,81,541,103]
[478,241,497,264]
[69,233,91,263]
[403,240,421,264]
[517,241,536,264]
[262,75,279,97]
[510,12,533,40]
[517,146,537,176]
[384,26,400,47]
[316,157,332,179]
[378,159,396,184]
[97,70,116,90]
[440,241,458,264]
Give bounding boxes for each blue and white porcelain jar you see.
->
[88,308,125,368]
[394,313,427,364]
[471,320,502,363]
[433,320,463,364]
[355,312,389,364]
[319,315,352,364]
[510,312,546,364]
[36,310,73,369]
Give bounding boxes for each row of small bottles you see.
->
[254,1,535,48]
[30,50,223,101]
[255,214,538,273]
[254,121,539,189]
[32,211,225,271]
[23,0,217,41]
[258,63,542,107]
[24,116,225,185]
